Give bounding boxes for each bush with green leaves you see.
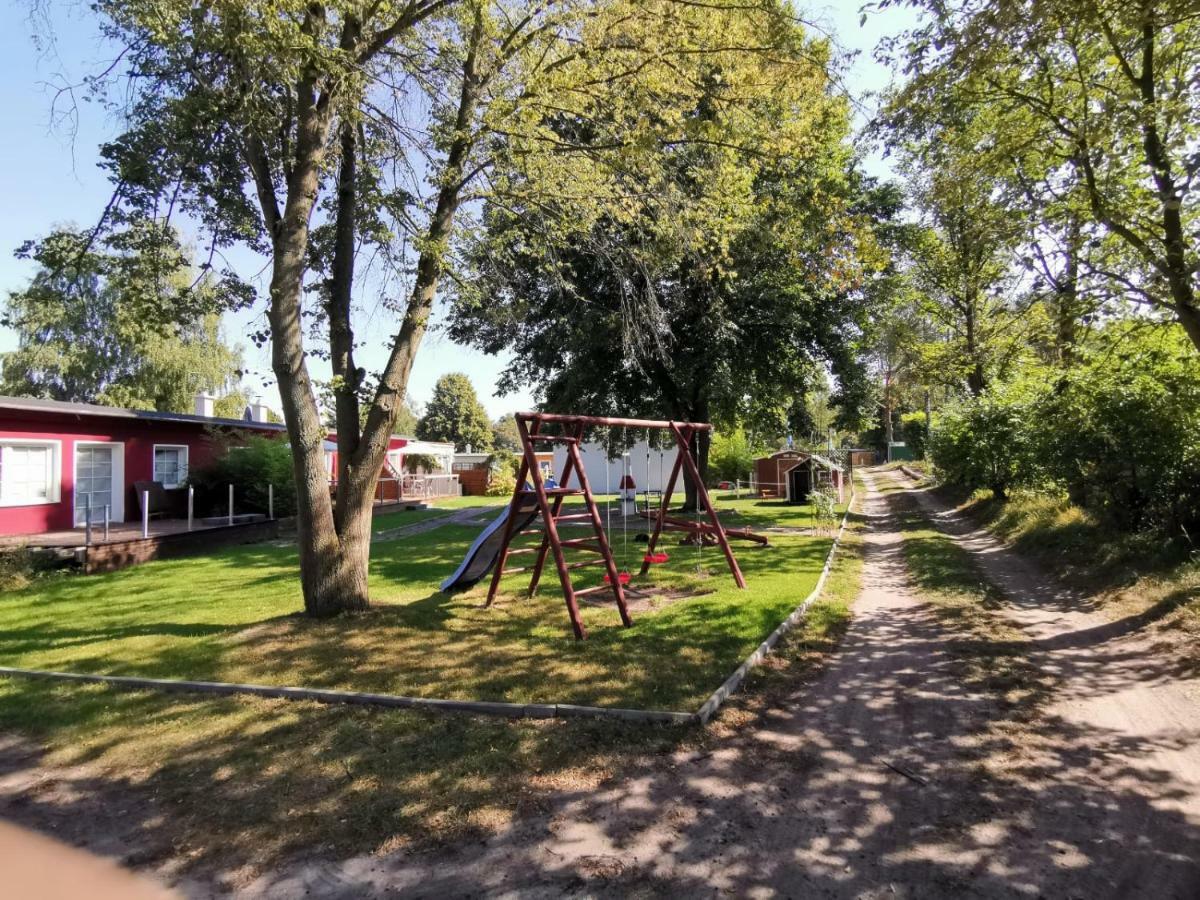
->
[811,484,840,532]
[929,391,1036,502]
[1032,326,1200,534]
[709,428,758,484]
[189,437,297,518]
[486,450,520,497]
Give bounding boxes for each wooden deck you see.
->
[0,516,267,549]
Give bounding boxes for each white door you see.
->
[74,443,123,526]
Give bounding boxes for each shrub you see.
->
[709,428,757,483]
[931,324,1200,538]
[812,484,840,532]
[1032,326,1200,534]
[929,392,1035,502]
[486,450,520,497]
[189,436,297,517]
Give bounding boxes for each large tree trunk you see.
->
[1055,216,1083,365]
[1177,302,1200,355]
[242,6,475,618]
[259,68,375,617]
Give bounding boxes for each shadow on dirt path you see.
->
[219,471,1200,898]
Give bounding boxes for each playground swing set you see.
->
[476,412,768,640]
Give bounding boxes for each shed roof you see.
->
[770,451,844,473]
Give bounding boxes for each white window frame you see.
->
[0,439,62,508]
[73,441,125,525]
[152,444,190,489]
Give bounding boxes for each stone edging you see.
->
[0,666,694,725]
[693,477,858,724]
[0,482,858,728]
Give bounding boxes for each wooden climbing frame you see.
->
[485,413,750,640]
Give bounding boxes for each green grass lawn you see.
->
[0,485,860,875]
[370,494,501,533]
[1,495,841,711]
[710,492,837,529]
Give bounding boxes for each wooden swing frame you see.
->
[485,412,748,640]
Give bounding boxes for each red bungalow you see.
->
[0,393,284,537]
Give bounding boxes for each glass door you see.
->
[74,445,115,526]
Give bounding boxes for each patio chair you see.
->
[133,481,187,520]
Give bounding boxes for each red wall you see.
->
[326,436,409,481]
[0,410,260,536]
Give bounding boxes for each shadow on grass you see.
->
[4,478,1196,895]
[0,515,835,712]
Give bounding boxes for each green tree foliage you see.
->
[1034,325,1200,532]
[416,374,492,452]
[82,0,833,614]
[899,411,933,460]
[929,390,1036,502]
[878,0,1200,354]
[448,18,891,505]
[709,428,760,484]
[930,324,1200,533]
[1,226,245,412]
[491,415,522,452]
[896,123,1039,397]
[189,437,297,518]
[213,390,252,420]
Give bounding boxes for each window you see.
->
[0,441,60,506]
[153,445,189,489]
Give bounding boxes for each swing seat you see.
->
[604,571,632,585]
[642,552,669,564]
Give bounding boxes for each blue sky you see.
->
[0,1,916,418]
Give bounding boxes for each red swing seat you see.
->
[642,552,669,564]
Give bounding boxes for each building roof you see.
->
[759,449,844,472]
[0,394,287,433]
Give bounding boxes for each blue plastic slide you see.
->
[440,502,540,593]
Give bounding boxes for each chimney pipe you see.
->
[195,392,215,418]
[250,398,270,423]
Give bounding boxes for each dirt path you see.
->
[208,469,1197,898]
[371,503,502,542]
[7,473,1198,897]
[902,472,1200,874]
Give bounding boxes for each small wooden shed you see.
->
[845,448,878,470]
[753,450,845,504]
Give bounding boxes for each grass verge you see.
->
[883,475,1048,714]
[945,487,1200,654]
[0,491,866,878]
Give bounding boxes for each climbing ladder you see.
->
[485,413,751,640]
[485,416,631,640]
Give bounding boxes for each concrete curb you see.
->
[694,477,858,725]
[0,666,697,725]
[0,481,857,729]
